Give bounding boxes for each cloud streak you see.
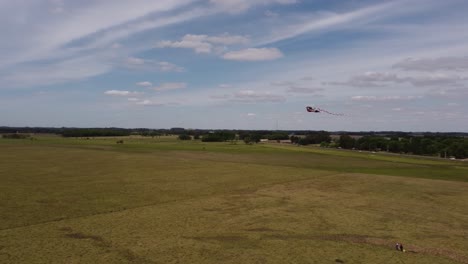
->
[223,48,283,61]
[105,90,141,96]
[152,82,187,91]
[393,56,468,72]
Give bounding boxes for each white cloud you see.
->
[259,1,401,45]
[136,81,152,87]
[0,0,203,88]
[230,90,286,103]
[393,56,468,72]
[156,33,249,54]
[126,57,145,65]
[351,95,422,102]
[3,55,112,87]
[158,61,184,72]
[124,57,183,72]
[157,36,212,53]
[427,87,468,99]
[247,113,256,116]
[152,82,187,91]
[287,87,323,94]
[218,84,232,88]
[209,0,297,14]
[210,94,231,99]
[132,99,165,106]
[104,90,141,96]
[272,80,324,94]
[329,72,403,87]
[0,0,198,68]
[128,97,139,101]
[330,71,467,87]
[222,48,283,61]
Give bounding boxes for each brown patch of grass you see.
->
[245,227,277,232]
[58,226,73,232]
[187,235,247,242]
[65,232,104,242]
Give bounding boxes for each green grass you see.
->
[1,136,467,263]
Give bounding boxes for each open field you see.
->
[1,136,468,263]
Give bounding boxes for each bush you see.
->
[178,134,192,140]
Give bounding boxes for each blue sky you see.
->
[1,0,468,131]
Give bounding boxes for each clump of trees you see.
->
[292,131,331,146]
[1,133,30,139]
[139,131,162,137]
[238,132,262,145]
[201,131,236,142]
[178,134,192,140]
[337,135,468,159]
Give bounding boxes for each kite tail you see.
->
[318,108,344,116]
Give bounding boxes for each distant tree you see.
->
[315,131,332,144]
[290,135,300,144]
[267,132,289,141]
[339,135,355,149]
[201,131,236,142]
[178,134,192,140]
[297,131,331,145]
[243,137,253,145]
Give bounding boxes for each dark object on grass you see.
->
[395,242,404,252]
[116,140,124,144]
[335,259,345,263]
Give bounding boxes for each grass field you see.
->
[1,136,467,263]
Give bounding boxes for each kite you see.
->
[306,106,344,116]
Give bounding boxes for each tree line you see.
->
[2,126,467,159]
[337,134,468,159]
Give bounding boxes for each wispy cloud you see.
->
[124,57,183,72]
[156,33,249,54]
[393,56,468,72]
[152,82,187,91]
[209,0,297,14]
[259,1,401,45]
[136,81,152,87]
[104,90,141,96]
[329,71,467,87]
[222,48,283,61]
[351,95,422,102]
[3,55,112,87]
[230,90,286,103]
[134,99,164,106]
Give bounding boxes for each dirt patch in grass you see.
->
[62,229,155,263]
[65,232,105,243]
[245,227,277,232]
[187,235,247,243]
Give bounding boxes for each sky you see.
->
[1,0,468,131]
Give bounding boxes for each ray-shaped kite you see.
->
[306,106,344,116]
